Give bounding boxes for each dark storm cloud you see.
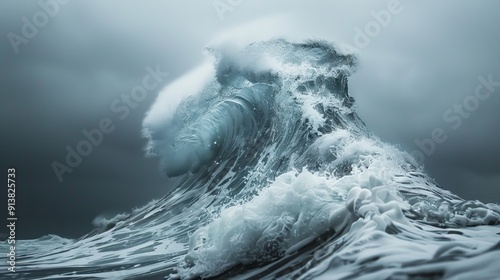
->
[347,1,500,202]
[1,0,499,239]
[0,0,207,238]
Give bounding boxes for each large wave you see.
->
[2,39,499,279]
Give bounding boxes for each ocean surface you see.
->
[2,39,499,279]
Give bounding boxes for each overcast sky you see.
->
[1,0,499,239]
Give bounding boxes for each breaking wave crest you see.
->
[2,39,499,279]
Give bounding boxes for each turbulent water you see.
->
[2,39,499,279]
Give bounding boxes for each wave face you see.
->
[2,39,500,279]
